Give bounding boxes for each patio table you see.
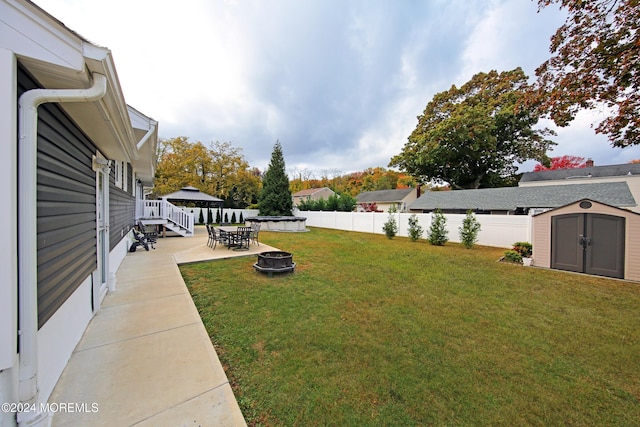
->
[218,226,251,250]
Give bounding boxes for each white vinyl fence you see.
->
[296,210,532,248]
[188,208,260,224]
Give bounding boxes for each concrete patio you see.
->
[49,226,278,426]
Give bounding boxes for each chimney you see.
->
[416,186,421,198]
[585,158,594,167]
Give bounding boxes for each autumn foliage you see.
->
[533,0,640,147]
[533,155,587,171]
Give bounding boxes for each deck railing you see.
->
[142,199,194,235]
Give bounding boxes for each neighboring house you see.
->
[519,162,640,213]
[292,187,335,206]
[408,182,637,215]
[356,188,420,212]
[1,1,158,424]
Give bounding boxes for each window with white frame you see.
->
[123,162,128,193]
[114,161,122,189]
[114,160,129,191]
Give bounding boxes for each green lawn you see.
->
[180,227,640,426]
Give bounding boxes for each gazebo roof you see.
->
[160,186,223,204]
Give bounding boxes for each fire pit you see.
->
[253,251,296,276]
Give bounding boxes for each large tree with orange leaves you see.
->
[533,0,640,147]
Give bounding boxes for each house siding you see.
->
[109,164,135,251]
[19,65,98,328]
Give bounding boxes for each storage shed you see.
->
[532,199,640,281]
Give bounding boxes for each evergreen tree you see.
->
[259,141,293,216]
[198,209,204,224]
[216,208,221,224]
[382,204,398,239]
[427,209,448,246]
[408,214,424,242]
[459,210,481,249]
[231,212,237,223]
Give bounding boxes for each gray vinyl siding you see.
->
[109,163,135,251]
[18,65,98,329]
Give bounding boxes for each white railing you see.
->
[296,210,532,248]
[142,199,194,235]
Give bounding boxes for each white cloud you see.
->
[34,0,640,177]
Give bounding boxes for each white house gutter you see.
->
[17,73,107,419]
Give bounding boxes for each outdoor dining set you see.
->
[206,223,261,251]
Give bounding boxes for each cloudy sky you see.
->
[37,0,640,177]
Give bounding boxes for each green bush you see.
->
[503,250,522,263]
[459,210,481,249]
[513,242,532,257]
[382,214,398,239]
[297,193,357,212]
[427,209,448,246]
[408,214,423,242]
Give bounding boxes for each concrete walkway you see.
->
[49,226,278,426]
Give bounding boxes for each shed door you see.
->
[551,213,625,279]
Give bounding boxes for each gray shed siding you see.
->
[19,65,98,329]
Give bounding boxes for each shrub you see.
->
[231,212,237,224]
[513,242,533,257]
[239,212,244,223]
[427,209,448,246]
[382,214,398,239]
[216,209,221,224]
[408,214,423,242]
[298,194,357,212]
[459,210,481,249]
[503,250,522,263]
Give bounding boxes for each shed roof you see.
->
[356,188,414,203]
[409,182,636,211]
[159,186,223,203]
[520,163,640,183]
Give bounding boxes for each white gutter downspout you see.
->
[17,73,107,426]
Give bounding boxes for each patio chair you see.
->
[232,226,252,251]
[250,223,261,246]
[206,224,215,248]
[137,222,157,248]
[216,228,230,249]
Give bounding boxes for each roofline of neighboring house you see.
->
[293,187,333,196]
[356,188,417,203]
[520,162,640,183]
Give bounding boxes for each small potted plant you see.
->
[513,242,533,266]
